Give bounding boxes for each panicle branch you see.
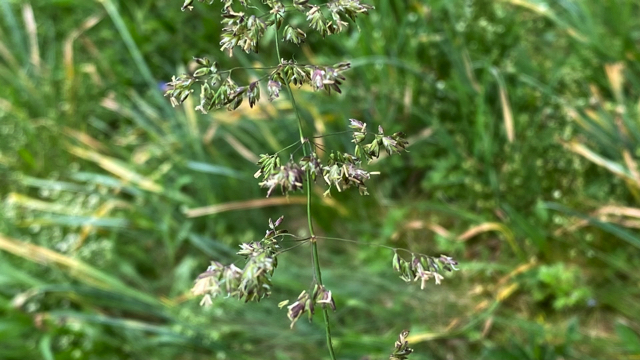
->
[191,216,291,305]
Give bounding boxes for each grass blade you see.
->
[99,0,163,103]
[544,202,640,249]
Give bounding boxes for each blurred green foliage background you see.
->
[1,0,640,359]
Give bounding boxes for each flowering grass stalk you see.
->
[274,19,337,355]
[167,1,458,358]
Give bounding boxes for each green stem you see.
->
[274,140,301,155]
[275,15,337,360]
[311,229,337,360]
[274,20,306,146]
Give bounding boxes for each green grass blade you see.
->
[99,0,165,104]
[0,0,25,59]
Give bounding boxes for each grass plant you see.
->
[1,0,640,359]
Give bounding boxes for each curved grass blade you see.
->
[543,202,640,249]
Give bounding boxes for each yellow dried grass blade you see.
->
[66,144,163,193]
[491,67,515,143]
[182,88,199,139]
[63,14,103,88]
[0,233,162,305]
[402,220,452,238]
[0,233,115,289]
[217,93,283,122]
[458,222,522,258]
[497,259,537,286]
[498,82,514,143]
[500,0,587,42]
[595,205,640,219]
[496,282,519,301]
[184,196,307,218]
[623,150,640,188]
[462,48,481,93]
[100,96,135,118]
[605,62,624,103]
[80,63,103,87]
[224,133,259,163]
[6,192,77,215]
[64,127,109,153]
[21,3,39,71]
[563,141,633,182]
[73,200,131,251]
[312,187,349,216]
[555,205,640,236]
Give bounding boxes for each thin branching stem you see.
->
[274,140,301,155]
[275,15,337,360]
[274,240,310,256]
[218,66,279,74]
[312,130,354,138]
[219,63,320,76]
[315,236,437,259]
[288,142,307,159]
[282,233,438,259]
[310,140,328,154]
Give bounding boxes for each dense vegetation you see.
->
[1,0,640,359]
